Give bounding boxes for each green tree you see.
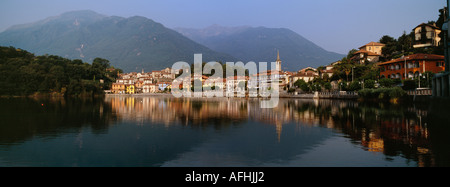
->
[324,82,332,91]
[364,79,375,89]
[379,78,395,88]
[380,35,397,61]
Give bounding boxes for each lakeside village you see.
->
[108,22,446,100]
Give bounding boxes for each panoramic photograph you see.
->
[1,0,449,184]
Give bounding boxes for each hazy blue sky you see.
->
[0,0,446,54]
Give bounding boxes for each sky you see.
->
[0,0,446,54]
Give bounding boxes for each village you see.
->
[109,22,445,96]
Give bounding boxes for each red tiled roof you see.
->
[414,23,440,30]
[354,49,381,56]
[359,41,385,49]
[377,54,444,66]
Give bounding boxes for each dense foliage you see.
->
[358,87,406,100]
[0,46,121,96]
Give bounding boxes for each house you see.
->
[226,76,248,93]
[126,85,135,94]
[134,80,144,93]
[111,83,125,94]
[377,53,444,80]
[358,41,384,55]
[142,84,157,93]
[352,42,385,64]
[157,82,171,91]
[413,23,441,48]
[320,65,334,78]
[289,71,317,87]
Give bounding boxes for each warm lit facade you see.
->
[353,42,385,64]
[378,54,444,80]
[413,23,441,48]
[126,85,135,94]
[111,83,126,94]
[142,84,156,93]
[359,41,384,55]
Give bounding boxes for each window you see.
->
[414,61,420,68]
[436,61,444,67]
[407,62,413,68]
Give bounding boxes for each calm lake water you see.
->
[1,95,449,167]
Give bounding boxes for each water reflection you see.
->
[0,96,449,166]
[0,97,113,146]
[105,95,450,166]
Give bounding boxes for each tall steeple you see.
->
[276,50,281,72]
[277,50,281,62]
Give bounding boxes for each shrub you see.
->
[388,87,406,98]
[364,79,375,89]
[358,87,406,101]
[348,81,361,91]
[379,78,395,88]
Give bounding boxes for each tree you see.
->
[317,66,325,78]
[324,82,332,91]
[379,78,395,88]
[0,46,118,96]
[380,35,398,61]
[294,79,310,92]
[348,81,361,91]
[92,58,110,69]
[346,49,358,59]
[397,31,413,55]
[364,79,375,89]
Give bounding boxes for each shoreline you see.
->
[104,92,358,100]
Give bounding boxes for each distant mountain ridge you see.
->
[0,10,238,72]
[0,10,344,73]
[175,25,345,71]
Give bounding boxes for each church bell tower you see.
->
[276,50,281,72]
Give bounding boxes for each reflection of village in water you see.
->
[106,95,438,166]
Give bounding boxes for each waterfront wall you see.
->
[280,91,358,99]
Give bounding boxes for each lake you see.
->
[0,95,449,167]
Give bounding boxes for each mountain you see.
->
[175,25,345,71]
[0,10,237,72]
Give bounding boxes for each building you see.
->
[320,65,334,78]
[111,83,125,94]
[413,23,441,48]
[142,84,157,93]
[276,50,282,72]
[289,71,317,84]
[378,54,444,80]
[157,82,171,91]
[126,85,135,94]
[359,41,384,55]
[352,42,385,64]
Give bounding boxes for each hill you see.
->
[0,10,237,72]
[0,46,119,96]
[175,25,344,71]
